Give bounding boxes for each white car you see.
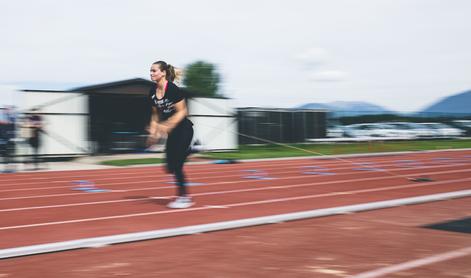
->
[384,122,437,138]
[326,125,345,138]
[452,120,471,136]
[381,122,421,138]
[419,122,464,137]
[343,123,412,138]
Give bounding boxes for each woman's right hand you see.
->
[146,122,158,146]
[146,122,169,146]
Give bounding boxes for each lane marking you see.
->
[350,246,471,278]
[1,158,469,196]
[204,205,228,209]
[0,190,470,259]
[1,153,470,188]
[1,167,470,211]
[1,163,470,203]
[0,199,144,212]
[0,178,470,230]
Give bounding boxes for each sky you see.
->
[1,0,470,112]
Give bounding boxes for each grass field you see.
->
[101,139,471,166]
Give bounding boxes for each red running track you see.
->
[0,150,470,251]
[1,197,470,277]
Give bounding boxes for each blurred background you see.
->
[1,0,471,165]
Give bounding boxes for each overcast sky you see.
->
[1,0,470,111]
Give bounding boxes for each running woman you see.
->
[147,61,194,209]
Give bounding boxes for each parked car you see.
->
[381,122,421,138]
[451,120,471,136]
[418,122,464,138]
[326,125,345,138]
[407,122,441,138]
[343,123,414,138]
[384,122,437,138]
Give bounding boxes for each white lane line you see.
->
[0,190,470,259]
[3,157,469,191]
[2,155,469,187]
[0,186,169,201]
[0,159,346,186]
[1,167,470,210]
[0,199,143,212]
[350,246,471,278]
[0,206,209,230]
[4,163,470,201]
[0,156,387,184]
[1,150,470,186]
[222,177,471,208]
[204,205,228,209]
[0,177,470,230]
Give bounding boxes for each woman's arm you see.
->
[159,99,188,133]
[146,107,161,146]
[147,107,159,133]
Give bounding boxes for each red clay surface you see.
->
[0,150,470,277]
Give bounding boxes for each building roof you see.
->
[71,78,153,92]
[238,107,328,112]
[23,78,229,99]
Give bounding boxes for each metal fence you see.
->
[237,108,327,144]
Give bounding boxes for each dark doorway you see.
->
[89,94,151,153]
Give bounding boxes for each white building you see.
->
[18,78,237,156]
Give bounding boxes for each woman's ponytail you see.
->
[166,64,176,82]
[152,61,182,83]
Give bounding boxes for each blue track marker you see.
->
[71,180,109,193]
[301,165,335,175]
[431,157,461,164]
[394,160,423,168]
[241,169,275,180]
[303,171,336,175]
[432,157,453,161]
[352,168,384,171]
[212,159,238,164]
[84,188,109,193]
[352,162,384,171]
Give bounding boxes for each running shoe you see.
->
[167,197,194,209]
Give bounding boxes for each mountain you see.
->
[420,90,471,115]
[296,103,331,110]
[296,101,394,116]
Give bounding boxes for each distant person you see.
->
[0,108,8,171]
[1,106,17,172]
[27,109,43,170]
[147,60,194,209]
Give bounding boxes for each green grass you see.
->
[101,158,165,167]
[100,139,471,166]
[201,139,471,160]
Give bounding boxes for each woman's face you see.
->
[150,64,166,82]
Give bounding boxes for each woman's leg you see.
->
[167,124,193,198]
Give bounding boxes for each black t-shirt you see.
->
[149,82,191,124]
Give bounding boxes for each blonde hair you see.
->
[153,61,183,84]
[173,67,184,85]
